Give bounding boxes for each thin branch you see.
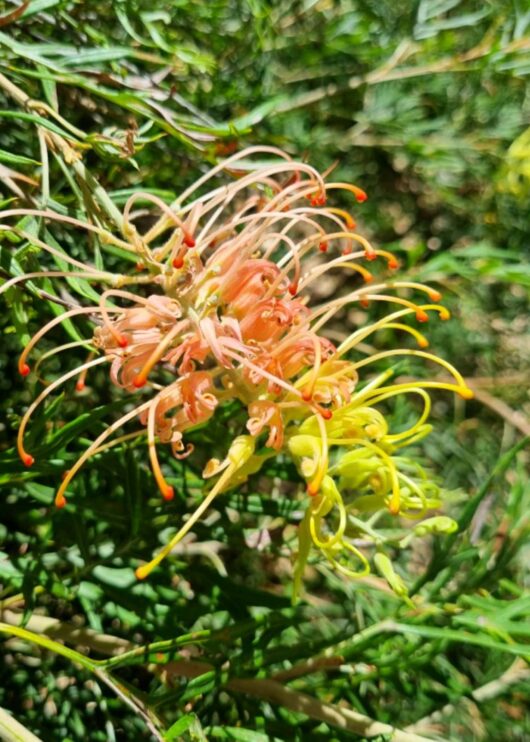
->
[271,655,344,682]
[0,72,124,233]
[1,609,132,656]
[405,658,530,733]
[227,677,438,742]
[0,706,44,742]
[270,29,527,117]
[0,620,164,740]
[0,2,29,29]
[469,387,530,437]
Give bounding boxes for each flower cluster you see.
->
[1,146,472,596]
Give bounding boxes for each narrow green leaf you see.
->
[0,149,40,167]
[164,714,205,741]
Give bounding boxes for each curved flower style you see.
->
[0,146,472,594]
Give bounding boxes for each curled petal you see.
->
[246,400,284,450]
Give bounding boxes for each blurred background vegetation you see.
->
[0,1,529,740]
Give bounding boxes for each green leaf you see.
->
[164,713,206,741]
[0,149,40,167]
[0,110,80,141]
[20,0,61,17]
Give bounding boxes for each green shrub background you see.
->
[0,2,528,740]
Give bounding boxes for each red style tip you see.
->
[416,310,429,323]
[301,390,312,402]
[365,251,377,261]
[135,262,145,272]
[356,190,368,203]
[320,408,333,420]
[360,298,370,308]
[310,193,326,207]
[118,336,128,348]
[55,494,67,509]
[173,255,184,269]
[19,363,30,377]
[319,241,328,252]
[22,453,34,467]
[75,381,85,392]
[133,375,146,388]
[346,217,356,229]
[288,283,298,296]
[162,486,174,501]
[183,234,196,248]
[387,258,399,270]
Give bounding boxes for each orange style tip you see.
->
[172,257,184,269]
[133,376,147,388]
[388,259,399,270]
[342,247,353,256]
[183,234,196,248]
[306,484,319,497]
[22,453,34,467]
[429,291,442,302]
[135,565,149,580]
[346,218,356,229]
[162,486,174,501]
[55,495,67,509]
[288,283,298,296]
[389,502,400,516]
[318,241,328,252]
[418,339,429,348]
[118,336,128,348]
[301,390,312,401]
[19,363,30,377]
[365,251,377,261]
[415,311,429,323]
[360,299,370,308]
[364,273,373,283]
[355,191,368,203]
[459,388,474,400]
[75,381,85,392]
[135,262,145,272]
[439,309,450,321]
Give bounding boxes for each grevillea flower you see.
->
[1,146,472,593]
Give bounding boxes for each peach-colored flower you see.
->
[2,146,473,585]
[246,400,284,450]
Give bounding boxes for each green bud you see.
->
[227,435,255,468]
[413,516,458,536]
[374,552,409,598]
[287,434,319,459]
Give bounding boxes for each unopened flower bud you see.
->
[414,516,458,536]
[374,552,409,598]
